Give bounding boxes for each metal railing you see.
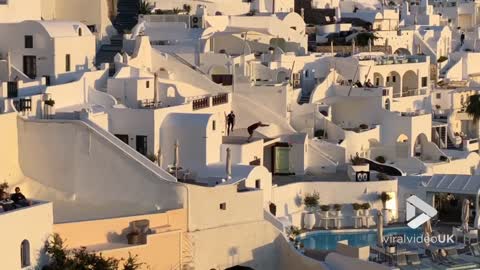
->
[393,88,428,98]
[192,96,210,110]
[139,99,162,109]
[212,93,228,106]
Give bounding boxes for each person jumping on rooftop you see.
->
[247,121,269,142]
[227,111,236,135]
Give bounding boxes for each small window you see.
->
[65,54,71,72]
[212,120,216,131]
[146,81,150,88]
[421,77,428,87]
[25,35,33,49]
[255,179,261,189]
[78,28,82,36]
[436,93,441,99]
[219,203,226,210]
[392,75,396,83]
[136,135,148,156]
[20,240,30,267]
[386,76,390,83]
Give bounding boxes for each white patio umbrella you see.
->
[153,72,158,104]
[423,219,433,247]
[157,146,163,168]
[462,198,470,232]
[377,210,384,247]
[226,147,232,179]
[173,140,179,168]
[352,39,356,55]
[368,38,372,53]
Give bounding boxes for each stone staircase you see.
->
[114,0,139,34]
[95,34,123,68]
[95,0,138,68]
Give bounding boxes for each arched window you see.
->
[20,240,30,267]
[385,98,391,111]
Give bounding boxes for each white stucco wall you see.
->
[16,119,186,222]
[0,0,41,23]
[0,202,53,270]
[0,113,23,181]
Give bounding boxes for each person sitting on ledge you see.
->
[365,79,374,88]
[0,192,15,212]
[355,80,363,87]
[11,187,31,207]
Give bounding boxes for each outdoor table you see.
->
[319,216,343,229]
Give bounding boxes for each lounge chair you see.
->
[445,248,470,264]
[448,248,480,265]
[469,243,480,257]
[452,227,463,242]
[406,253,433,270]
[397,253,408,267]
[464,230,479,245]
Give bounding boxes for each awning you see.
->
[421,174,480,195]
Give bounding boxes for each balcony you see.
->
[393,88,428,98]
[192,93,230,111]
[192,96,210,111]
[357,55,427,65]
[212,93,228,106]
[138,99,163,109]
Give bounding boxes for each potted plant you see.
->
[303,192,319,230]
[44,99,56,119]
[379,192,392,224]
[347,153,369,181]
[361,203,371,216]
[127,228,141,245]
[286,225,301,244]
[333,204,342,216]
[320,204,331,218]
[375,156,386,164]
[352,203,362,216]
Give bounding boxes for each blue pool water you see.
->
[299,227,423,251]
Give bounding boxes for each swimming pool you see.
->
[299,227,423,251]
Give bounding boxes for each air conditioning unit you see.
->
[190,16,203,29]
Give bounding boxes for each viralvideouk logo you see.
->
[406,195,438,229]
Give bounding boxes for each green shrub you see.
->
[303,191,320,211]
[375,156,386,163]
[320,205,330,211]
[352,203,361,211]
[361,203,371,210]
[43,234,145,270]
